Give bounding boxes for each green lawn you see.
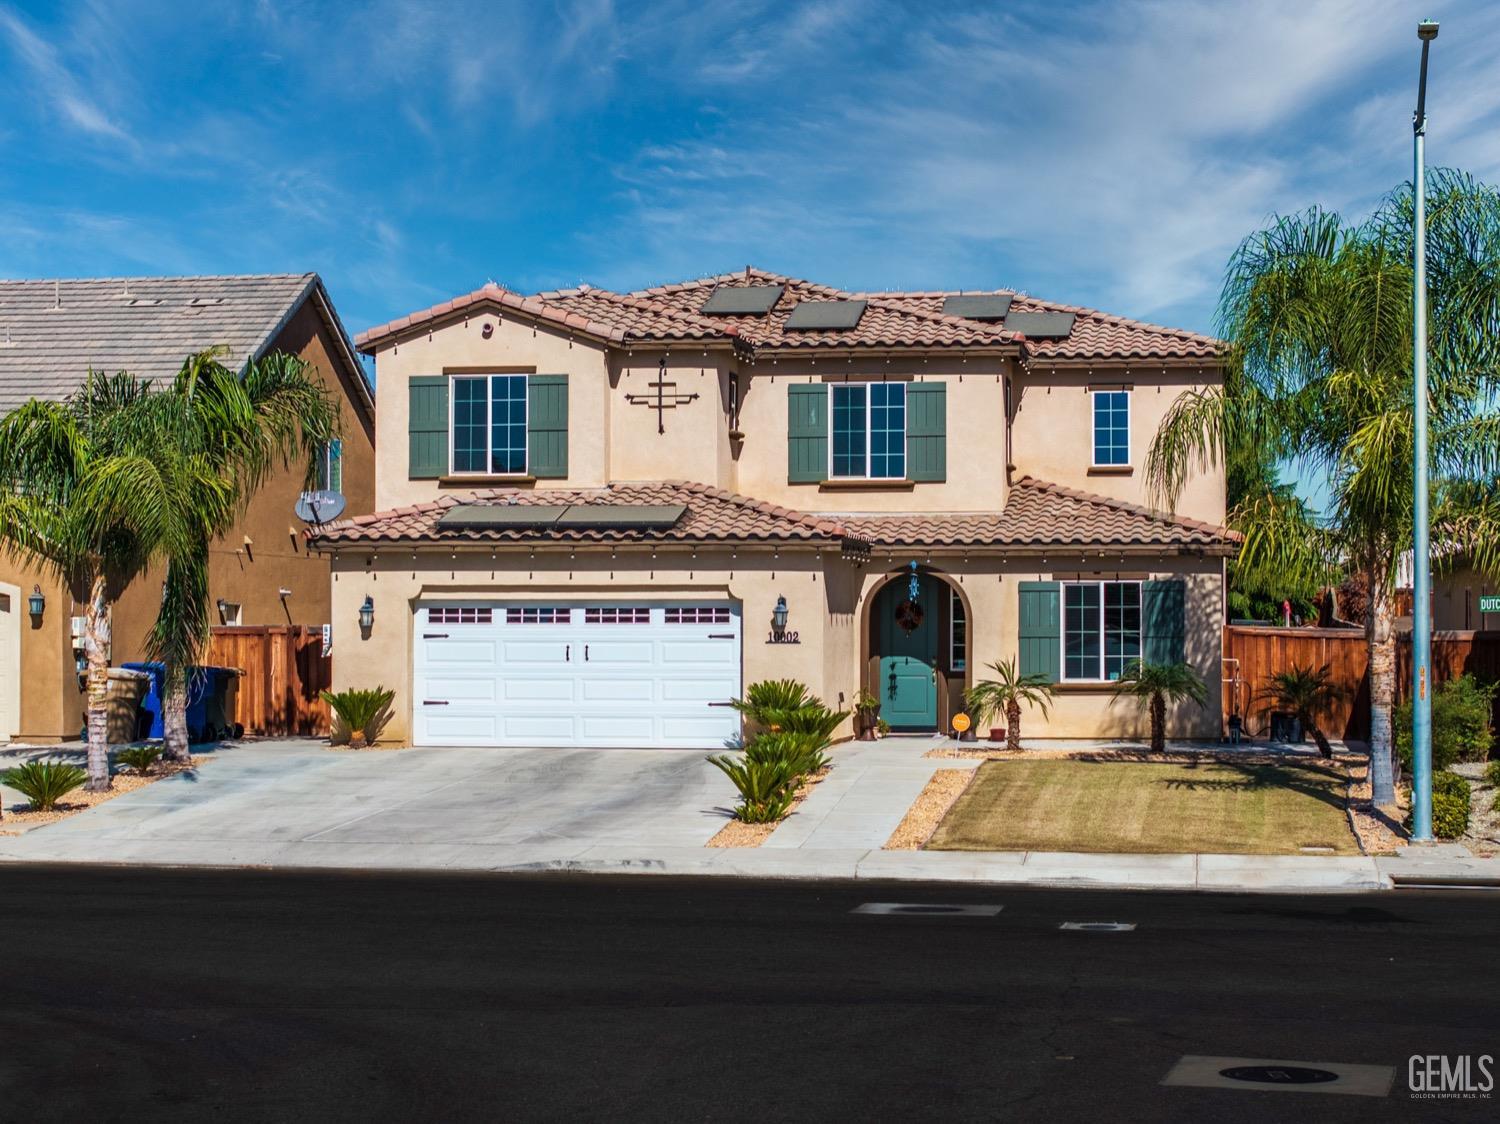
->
[928,757,1360,855]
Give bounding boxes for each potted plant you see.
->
[853,689,880,741]
[963,658,1056,750]
[1256,663,1346,758]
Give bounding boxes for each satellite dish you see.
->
[296,489,346,525]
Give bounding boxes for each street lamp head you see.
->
[1417,20,1439,41]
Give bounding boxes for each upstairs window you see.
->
[831,382,906,479]
[313,439,343,494]
[1092,389,1130,466]
[1063,581,1141,681]
[452,374,528,475]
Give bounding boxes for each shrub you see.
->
[1404,771,1471,840]
[707,754,799,823]
[115,745,163,775]
[3,761,88,811]
[1396,675,1496,772]
[744,731,829,778]
[1484,759,1500,788]
[320,687,396,748]
[730,679,847,738]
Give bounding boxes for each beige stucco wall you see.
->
[1010,366,1226,526]
[328,544,1224,745]
[609,350,735,490]
[1430,563,1500,631]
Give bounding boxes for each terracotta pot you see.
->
[989,727,1006,743]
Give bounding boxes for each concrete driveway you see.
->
[0,740,738,868]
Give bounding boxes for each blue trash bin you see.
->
[121,662,219,742]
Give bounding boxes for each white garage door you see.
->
[412,602,742,748]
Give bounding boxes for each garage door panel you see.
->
[660,640,738,664]
[580,715,655,741]
[501,715,577,741]
[422,640,497,664]
[579,640,654,665]
[431,678,499,702]
[661,715,737,744]
[422,714,499,741]
[504,678,575,703]
[578,677,655,702]
[500,640,571,664]
[660,677,736,703]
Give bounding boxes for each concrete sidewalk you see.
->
[2,736,1495,893]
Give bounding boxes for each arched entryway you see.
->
[862,566,970,733]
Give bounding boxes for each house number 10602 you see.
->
[767,631,800,644]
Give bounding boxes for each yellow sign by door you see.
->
[951,712,972,734]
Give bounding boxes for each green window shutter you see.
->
[408,376,448,480]
[1018,581,1061,683]
[787,383,828,483]
[1142,579,1186,664]
[527,374,569,478]
[905,381,946,482]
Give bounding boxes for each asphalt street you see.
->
[0,865,1495,1122]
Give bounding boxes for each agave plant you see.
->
[3,761,88,812]
[707,753,799,823]
[963,658,1056,750]
[1112,661,1208,753]
[1256,663,1346,758]
[320,687,396,748]
[115,745,164,775]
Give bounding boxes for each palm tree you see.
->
[964,658,1056,750]
[133,351,338,761]
[0,375,206,790]
[1257,663,1346,758]
[1112,660,1208,753]
[1146,169,1500,804]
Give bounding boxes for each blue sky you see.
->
[4,0,1500,502]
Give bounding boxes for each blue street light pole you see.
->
[1411,19,1439,842]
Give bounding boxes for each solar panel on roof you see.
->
[942,294,1013,321]
[554,504,686,529]
[436,504,568,529]
[701,285,784,315]
[1004,310,1076,339]
[784,300,867,331]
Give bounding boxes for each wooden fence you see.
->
[1223,625,1500,742]
[206,625,331,737]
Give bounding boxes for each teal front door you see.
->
[875,574,938,729]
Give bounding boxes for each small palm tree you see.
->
[1112,660,1208,753]
[321,687,396,748]
[1257,663,1346,758]
[964,658,1055,750]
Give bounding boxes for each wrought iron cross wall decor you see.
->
[626,357,700,434]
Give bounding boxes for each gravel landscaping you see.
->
[884,769,975,850]
[705,767,831,848]
[0,756,204,835]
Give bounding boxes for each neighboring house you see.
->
[311,267,1235,748]
[0,274,374,743]
[1397,546,1500,631]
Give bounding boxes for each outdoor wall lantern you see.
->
[358,595,375,634]
[771,595,789,636]
[27,584,44,621]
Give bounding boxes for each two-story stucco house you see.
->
[311,268,1235,748]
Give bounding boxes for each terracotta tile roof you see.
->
[354,267,1222,363]
[858,290,1222,361]
[308,480,861,547]
[840,477,1238,550]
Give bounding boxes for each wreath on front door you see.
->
[895,598,925,634]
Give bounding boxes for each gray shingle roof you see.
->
[0,273,325,413]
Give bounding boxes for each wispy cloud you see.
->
[0,5,137,149]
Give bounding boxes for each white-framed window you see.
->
[830,382,906,479]
[451,374,528,475]
[665,606,731,624]
[1091,389,1130,467]
[429,606,493,625]
[584,607,651,625]
[1062,580,1141,681]
[314,439,343,493]
[949,587,966,671]
[218,601,243,626]
[505,607,569,625]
